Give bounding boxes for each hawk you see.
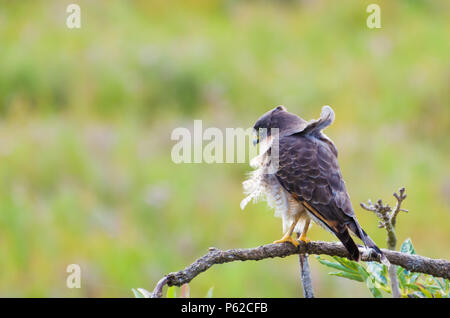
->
[241,105,386,262]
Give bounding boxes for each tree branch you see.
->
[296,232,314,298]
[360,187,408,298]
[150,241,450,297]
[390,187,407,228]
[298,254,314,298]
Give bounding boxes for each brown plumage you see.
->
[243,105,386,262]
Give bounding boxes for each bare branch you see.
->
[298,254,314,298]
[390,187,407,227]
[296,232,314,298]
[150,241,450,298]
[361,187,408,250]
[388,263,401,298]
[152,276,168,298]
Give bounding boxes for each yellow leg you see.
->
[298,219,311,243]
[273,216,300,247]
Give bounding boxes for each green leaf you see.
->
[434,277,445,290]
[316,256,354,272]
[397,266,412,281]
[426,286,441,292]
[332,256,360,272]
[405,283,422,292]
[432,277,450,297]
[316,256,369,282]
[331,256,370,281]
[355,264,370,281]
[166,286,176,298]
[366,262,387,286]
[416,284,433,298]
[329,271,365,282]
[397,267,408,290]
[366,277,383,298]
[400,238,416,255]
[409,272,420,284]
[138,288,152,298]
[132,288,144,298]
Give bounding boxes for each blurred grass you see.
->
[0,0,448,297]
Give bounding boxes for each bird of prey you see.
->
[241,105,386,262]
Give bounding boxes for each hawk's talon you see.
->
[273,236,299,247]
[298,235,311,244]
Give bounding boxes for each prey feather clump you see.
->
[240,136,283,213]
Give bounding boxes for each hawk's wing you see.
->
[275,134,365,260]
[275,134,357,230]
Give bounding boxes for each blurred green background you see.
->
[0,0,448,297]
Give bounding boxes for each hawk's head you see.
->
[253,106,306,145]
